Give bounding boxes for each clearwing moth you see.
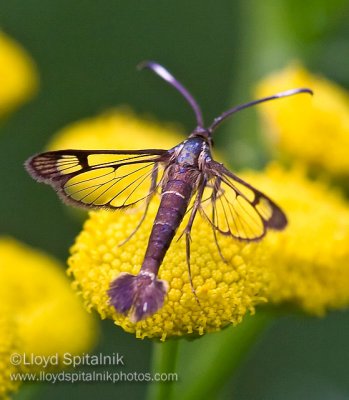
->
[25,61,312,322]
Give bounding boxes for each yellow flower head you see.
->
[0,237,97,369]
[256,64,349,176]
[68,202,267,340]
[0,31,38,117]
[241,164,349,315]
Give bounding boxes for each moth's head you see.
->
[190,126,213,148]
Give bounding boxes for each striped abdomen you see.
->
[141,167,194,275]
[108,165,198,322]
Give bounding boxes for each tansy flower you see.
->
[255,63,349,177]
[0,237,97,375]
[68,201,268,340]
[0,31,38,118]
[241,163,349,315]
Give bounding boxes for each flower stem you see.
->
[146,339,180,400]
[172,310,275,400]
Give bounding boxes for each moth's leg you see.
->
[212,226,227,263]
[118,164,159,247]
[210,181,228,264]
[181,181,206,304]
[202,178,228,263]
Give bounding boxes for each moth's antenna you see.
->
[208,88,313,133]
[138,60,204,128]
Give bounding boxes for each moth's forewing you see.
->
[25,149,168,209]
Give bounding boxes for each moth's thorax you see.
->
[175,137,210,168]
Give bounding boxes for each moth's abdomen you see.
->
[109,170,195,321]
[142,177,193,272]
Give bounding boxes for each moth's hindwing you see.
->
[200,160,287,241]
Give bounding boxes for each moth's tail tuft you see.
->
[108,271,168,322]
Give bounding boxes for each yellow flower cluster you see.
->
[69,202,267,340]
[0,237,97,397]
[241,164,349,315]
[0,31,38,118]
[256,64,349,176]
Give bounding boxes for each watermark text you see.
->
[10,352,124,369]
[10,370,178,384]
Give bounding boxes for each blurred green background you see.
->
[1,1,349,399]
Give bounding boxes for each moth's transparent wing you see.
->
[201,160,287,241]
[25,149,169,209]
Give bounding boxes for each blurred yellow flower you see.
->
[242,164,349,315]
[0,31,38,117]
[48,109,183,151]
[69,202,267,340]
[0,236,98,397]
[0,304,20,400]
[256,64,349,176]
